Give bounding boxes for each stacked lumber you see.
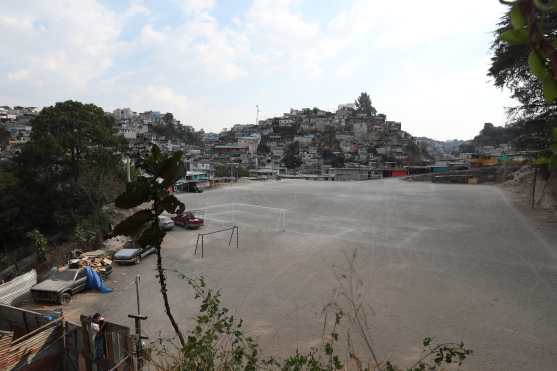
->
[78,256,112,273]
[69,254,112,273]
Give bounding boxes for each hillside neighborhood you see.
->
[0,96,524,184]
[3,0,557,369]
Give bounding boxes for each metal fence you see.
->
[0,270,37,305]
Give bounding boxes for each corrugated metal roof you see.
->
[0,319,63,370]
[0,270,37,305]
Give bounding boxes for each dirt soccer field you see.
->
[63,179,557,370]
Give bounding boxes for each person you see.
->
[91,313,106,361]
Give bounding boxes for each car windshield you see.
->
[51,270,76,281]
[125,241,139,249]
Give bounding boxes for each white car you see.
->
[158,215,175,231]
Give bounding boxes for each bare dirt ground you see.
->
[54,179,557,370]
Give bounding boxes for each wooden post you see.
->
[128,315,148,370]
[80,315,94,371]
[128,275,147,371]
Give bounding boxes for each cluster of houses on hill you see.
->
[1,102,467,180]
[189,103,418,178]
[0,106,39,153]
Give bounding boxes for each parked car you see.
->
[113,240,156,265]
[31,266,112,305]
[184,182,203,193]
[158,215,175,231]
[172,211,205,229]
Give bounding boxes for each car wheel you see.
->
[59,292,72,305]
[134,255,141,264]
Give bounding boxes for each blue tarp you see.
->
[84,266,112,293]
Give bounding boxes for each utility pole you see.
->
[256,105,260,125]
[128,275,148,370]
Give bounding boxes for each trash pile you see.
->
[68,250,112,274]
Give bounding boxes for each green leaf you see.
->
[553,128,557,141]
[151,144,161,161]
[528,51,549,80]
[500,29,528,45]
[534,0,557,11]
[534,156,550,165]
[543,78,557,102]
[137,222,165,248]
[160,151,185,188]
[112,209,153,237]
[159,194,185,214]
[511,4,526,29]
[114,177,151,209]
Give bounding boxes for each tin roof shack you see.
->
[0,304,63,370]
[0,305,135,371]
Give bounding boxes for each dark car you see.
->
[31,266,112,305]
[172,211,204,229]
[113,240,156,265]
[184,182,203,193]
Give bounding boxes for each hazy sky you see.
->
[1,0,515,140]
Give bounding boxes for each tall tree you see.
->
[282,141,302,169]
[113,145,186,347]
[11,101,125,241]
[319,126,340,152]
[489,3,557,151]
[0,127,9,149]
[354,92,377,116]
[163,112,174,125]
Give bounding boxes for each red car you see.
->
[172,211,204,229]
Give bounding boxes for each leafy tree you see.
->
[458,142,476,154]
[491,1,557,166]
[354,92,377,116]
[472,123,514,146]
[26,100,122,181]
[7,101,124,244]
[331,152,345,168]
[112,145,187,347]
[0,165,23,255]
[152,117,203,145]
[0,127,9,149]
[163,112,174,125]
[26,229,48,262]
[405,142,432,163]
[319,126,340,152]
[257,142,270,155]
[321,149,345,168]
[510,113,557,150]
[282,141,302,169]
[2,101,126,255]
[496,1,557,104]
